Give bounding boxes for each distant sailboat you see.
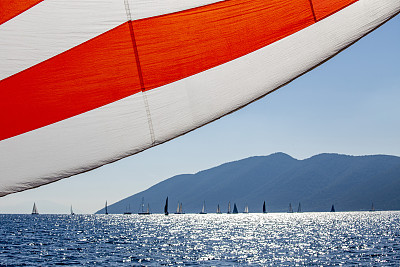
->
[199,201,207,214]
[216,204,221,214]
[227,201,231,214]
[330,204,335,212]
[175,202,184,214]
[124,204,132,215]
[232,203,238,214]
[288,203,293,213]
[164,197,169,215]
[297,202,302,213]
[138,197,151,215]
[369,202,375,212]
[263,201,267,214]
[105,201,108,215]
[32,202,39,215]
[243,205,249,214]
[70,205,75,215]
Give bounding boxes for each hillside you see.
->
[96,153,400,214]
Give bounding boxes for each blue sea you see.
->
[1,211,399,266]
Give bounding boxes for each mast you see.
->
[370,202,375,212]
[217,204,221,214]
[164,197,169,215]
[263,201,266,213]
[297,202,301,213]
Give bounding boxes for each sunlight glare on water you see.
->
[1,212,399,265]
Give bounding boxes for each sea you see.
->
[1,211,399,266]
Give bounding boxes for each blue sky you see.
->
[1,16,399,214]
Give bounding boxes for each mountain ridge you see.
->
[96,153,400,214]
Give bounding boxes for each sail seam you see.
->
[124,0,156,146]
[308,0,317,22]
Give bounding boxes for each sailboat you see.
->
[105,201,108,215]
[138,197,151,215]
[199,201,207,214]
[232,203,238,214]
[227,201,231,214]
[164,197,169,215]
[288,203,293,213]
[369,202,375,212]
[175,202,184,214]
[216,204,221,214]
[70,205,75,215]
[31,202,39,215]
[262,201,267,214]
[243,205,249,214]
[330,204,335,212]
[297,202,302,213]
[124,204,132,215]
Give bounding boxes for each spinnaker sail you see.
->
[0,0,399,196]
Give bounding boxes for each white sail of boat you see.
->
[227,201,231,214]
[199,201,206,214]
[216,204,221,214]
[70,205,75,215]
[243,205,249,213]
[32,202,39,215]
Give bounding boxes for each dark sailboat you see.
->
[262,201,267,214]
[297,202,302,213]
[369,202,375,212]
[124,204,132,215]
[105,201,108,215]
[330,204,335,212]
[31,202,39,215]
[164,197,169,215]
[232,203,238,214]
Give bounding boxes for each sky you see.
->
[1,16,399,215]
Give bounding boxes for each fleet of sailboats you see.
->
[29,200,378,214]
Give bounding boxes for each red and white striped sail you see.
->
[0,0,399,196]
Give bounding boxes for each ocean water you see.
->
[1,212,399,266]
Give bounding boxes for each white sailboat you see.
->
[138,197,151,215]
[216,204,221,214]
[32,202,39,215]
[227,201,231,214]
[199,201,207,214]
[70,205,75,215]
[243,205,249,213]
[175,202,184,214]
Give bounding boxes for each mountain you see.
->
[96,153,400,214]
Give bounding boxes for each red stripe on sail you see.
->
[0,22,141,141]
[1,0,360,140]
[312,0,358,21]
[133,0,316,91]
[0,0,44,25]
